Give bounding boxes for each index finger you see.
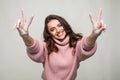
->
[89,12,94,26]
[97,8,102,22]
[21,9,26,23]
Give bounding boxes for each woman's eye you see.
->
[58,23,62,27]
[50,28,55,32]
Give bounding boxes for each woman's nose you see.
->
[56,28,60,32]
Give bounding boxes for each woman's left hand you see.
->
[89,8,106,37]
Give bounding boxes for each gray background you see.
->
[0,0,120,80]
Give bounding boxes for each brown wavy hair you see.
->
[43,15,83,55]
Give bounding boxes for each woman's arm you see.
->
[22,35,34,47]
[14,9,46,63]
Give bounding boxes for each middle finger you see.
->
[97,8,102,22]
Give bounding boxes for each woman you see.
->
[14,8,106,80]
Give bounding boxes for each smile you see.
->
[56,30,64,37]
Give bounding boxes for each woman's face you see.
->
[47,19,66,41]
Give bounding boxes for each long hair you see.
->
[43,15,83,55]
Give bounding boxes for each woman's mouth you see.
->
[57,32,63,37]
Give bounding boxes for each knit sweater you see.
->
[26,36,97,80]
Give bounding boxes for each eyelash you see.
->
[50,28,55,32]
[49,23,63,32]
[58,24,62,27]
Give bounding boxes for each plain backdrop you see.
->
[0,0,120,80]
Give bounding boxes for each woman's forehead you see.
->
[47,19,60,27]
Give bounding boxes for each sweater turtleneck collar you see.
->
[53,36,69,46]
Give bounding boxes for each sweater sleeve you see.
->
[76,36,97,62]
[26,38,46,63]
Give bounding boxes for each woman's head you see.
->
[43,14,74,41]
[43,14,83,54]
[47,19,66,41]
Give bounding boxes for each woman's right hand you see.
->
[14,9,34,38]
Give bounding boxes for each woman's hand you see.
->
[14,9,34,37]
[86,8,106,47]
[14,9,34,46]
[89,8,106,37]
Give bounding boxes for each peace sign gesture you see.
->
[89,8,106,37]
[14,9,34,37]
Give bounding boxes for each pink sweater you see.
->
[26,36,97,80]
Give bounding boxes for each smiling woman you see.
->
[43,15,83,55]
[14,8,106,80]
